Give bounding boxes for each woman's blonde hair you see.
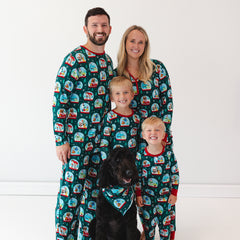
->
[117,25,155,83]
[142,116,166,132]
[109,76,134,95]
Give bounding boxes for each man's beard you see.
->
[88,31,109,46]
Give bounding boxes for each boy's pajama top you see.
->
[52,45,113,240]
[135,147,179,240]
[100,109,141,159]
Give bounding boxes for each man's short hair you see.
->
[85,7,110,26]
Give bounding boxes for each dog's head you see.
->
[99,147,139,188]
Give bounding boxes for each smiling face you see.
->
[142,123,166,146]
[84,15,111,46]
[110,83,134,110]
[98,147,139,188]
[125,29,146,60]
[110,148,139,187]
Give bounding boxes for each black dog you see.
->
[89,147,141,240]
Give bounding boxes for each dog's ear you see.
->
[98,160,113,188]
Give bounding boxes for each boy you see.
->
[135,116,179,240]
[99,76,141,160]
[79,76,141,238]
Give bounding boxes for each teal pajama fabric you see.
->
[99,109,141,160]
[126,60,174,149]
[139,200,172,240]
[53,45,113,240]
[135,147,179,240]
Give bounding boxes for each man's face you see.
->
[84,15,111,46]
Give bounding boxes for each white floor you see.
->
[0,195,239,240]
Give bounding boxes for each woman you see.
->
[116,25,177,240]
[117,25,173,149]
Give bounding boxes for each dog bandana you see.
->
[102,186,134,216]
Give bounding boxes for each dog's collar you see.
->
[102,186,134,216]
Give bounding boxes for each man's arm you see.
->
[53,53,77,162]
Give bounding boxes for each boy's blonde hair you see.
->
[142,116,166,131]
[109,76,134,95]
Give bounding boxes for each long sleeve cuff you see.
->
[171,188,178,196]
[135,190,142,197]
[55,139,68,146]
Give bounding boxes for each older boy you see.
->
[79,76,141,238]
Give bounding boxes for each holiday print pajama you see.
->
[135,147,179,240]
[53,45,113,240]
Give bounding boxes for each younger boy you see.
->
[135,116,179,240]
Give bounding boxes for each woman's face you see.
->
[125,30,146,61]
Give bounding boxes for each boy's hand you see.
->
[161,139,167,147]
[168,194,177,205]
[136,196,144,207]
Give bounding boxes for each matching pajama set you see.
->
[122,60,177,238]
[78,109,141,239]
[52,45,113,240]
[135,147,179,240]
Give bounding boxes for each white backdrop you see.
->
[0,0,240,188]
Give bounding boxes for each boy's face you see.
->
[142,124,165,146]
[110,84,134,109]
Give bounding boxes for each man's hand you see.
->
[56,142,71,164]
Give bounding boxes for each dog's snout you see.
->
[126,169,133,178]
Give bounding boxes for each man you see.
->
[53,7,113,240]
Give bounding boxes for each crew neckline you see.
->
[145,145,165,157]
[81,45,105,55]
[112,109,134,117]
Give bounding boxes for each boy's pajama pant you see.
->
[170,205,176,240]
[138,195,174,240]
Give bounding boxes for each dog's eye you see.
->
[116,157,121,163]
